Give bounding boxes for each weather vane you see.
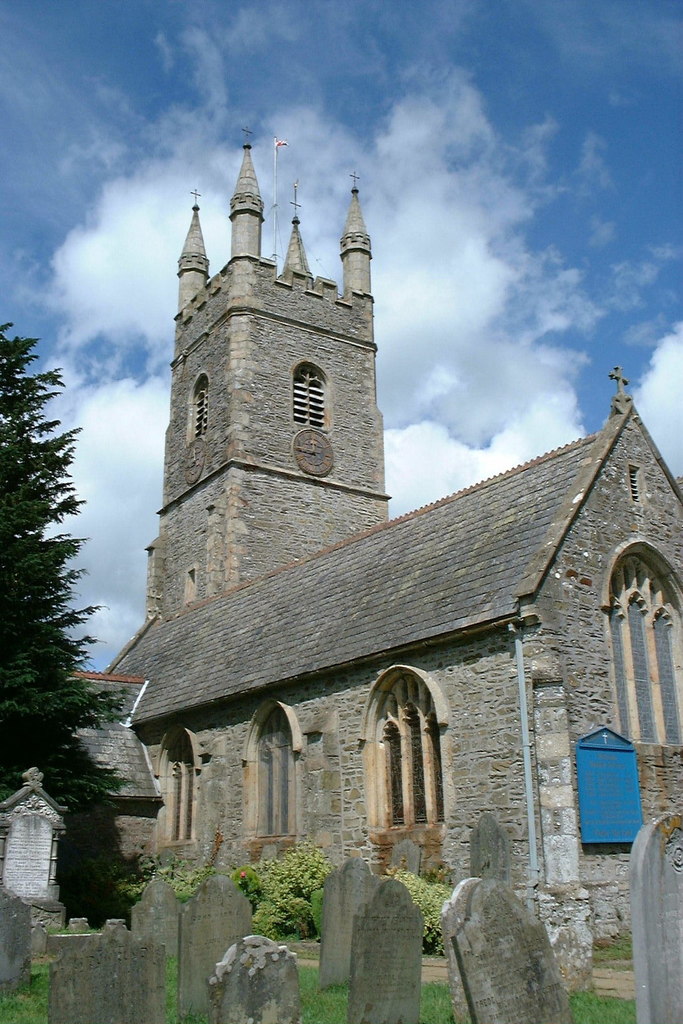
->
[350,170,360,189]
[241,126,253,143]
[190,190,201,207]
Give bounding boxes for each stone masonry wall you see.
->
[532,416,683,935]
[136,626,539,893]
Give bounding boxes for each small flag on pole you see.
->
[275,138,288,147]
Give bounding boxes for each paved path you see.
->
[293,942,635,999]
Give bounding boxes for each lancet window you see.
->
[608,553,682,745]
[192,374,209,438]
[293,363,325,428]
[160,728,197,843]
[258,705,295,836]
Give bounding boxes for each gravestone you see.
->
[0,888,31,993]
[630,811,683,1024]
[178,873,253,1020]
[32,922,48,956]
[448,877,573,1024]
[390,838,422,875]
[0,768,66,926]
[347,878,423,1024]
[469,811,510,883]
[319,857,381,988]
[131,877,180,955]
[48,918,165,1024]
[440,878,477,1023]
[208,934,300,1024]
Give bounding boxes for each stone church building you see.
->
[85,144,681,981]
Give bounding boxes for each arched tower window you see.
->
[192,374,209,438]
[159,728,197,843]
[365,669,446,829]
[293,363,326,428]
[608,553,682,745]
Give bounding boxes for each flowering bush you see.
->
[230,864,262,908]
[252,842,333,939]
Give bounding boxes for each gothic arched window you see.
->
[293,363,326,428]
[608,553,682,744]
[258,705,296,836]
[159,728,197,843]
[365,669,446,829]
[192,374,209,438]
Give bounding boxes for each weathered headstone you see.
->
[390,838,422,875]
[347,878,423,1024]
[441,878,477,1024]
[0,888,31,992]
[469,811,511,883]
[319,857,381,988]
[48,918,165,1024]
[178,873,253,1020]
[631,811,683,1024]
[208,934,300,1024]
[448,877,573,1024]
[31,921,48,956]
[0,768,66,927]
[131,877,180,955]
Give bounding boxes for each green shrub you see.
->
[133,855,216,903]
[230,864,263,909]
[389,869,452,955]
[255,842,333,939]
[310,887,324,938]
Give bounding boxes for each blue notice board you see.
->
[576,727,642,843]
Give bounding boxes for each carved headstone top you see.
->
[208,935,300,1024]
[448,877,572,1024]
[22,767,44,789]
[631,811,683,1024]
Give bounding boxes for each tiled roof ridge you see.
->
[75,670,145,684]
[161,431,596,625]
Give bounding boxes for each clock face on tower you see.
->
[293,429,334,477]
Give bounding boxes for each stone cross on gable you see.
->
[609,365,633,417]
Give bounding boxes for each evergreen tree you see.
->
[0,325,121,809]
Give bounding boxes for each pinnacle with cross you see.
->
[350,170,360,190]
[190,189,201,209]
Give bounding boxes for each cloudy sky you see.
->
[2,0,681,668]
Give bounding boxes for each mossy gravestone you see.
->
[131,877,180,955]
[449,878,573,1024]
[0,888,31,993]
[208,934,300,1024]
[347,878,423,1024]
[631,811,683,1024]
[48,919,165,1024]
[319,857,381,988]
[177,874,252,1020]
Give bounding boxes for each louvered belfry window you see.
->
[293,364,325,427]
[193,375,208,438]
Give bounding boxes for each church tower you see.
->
[145,146,388,618]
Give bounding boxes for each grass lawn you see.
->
[0,961,636,1024]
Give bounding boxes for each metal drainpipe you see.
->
[510,622,540,913]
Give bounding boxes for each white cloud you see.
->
[634,322,683,476]
[55,375,169,666]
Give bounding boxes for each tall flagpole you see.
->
[273,138,288,268]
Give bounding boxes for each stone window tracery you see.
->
[293,363,325,428]
[159,728,197,843]
[366,669,446,829]
[608,553,682,745]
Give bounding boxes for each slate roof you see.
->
[115,428,609,726]
[75,674,158,800]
